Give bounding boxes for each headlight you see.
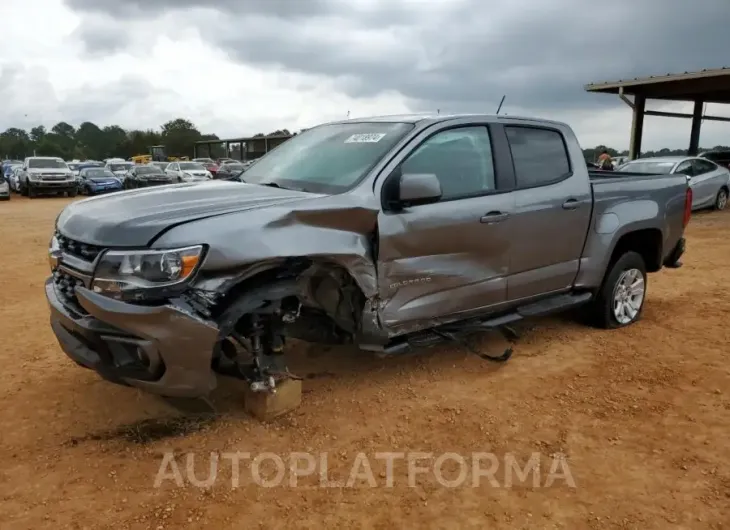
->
[205,171,213,179]
[28,174,40,181]
[91,245,204,300]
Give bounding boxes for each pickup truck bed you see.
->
[589,169,666,179]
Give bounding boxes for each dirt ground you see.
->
[1,195,729,529]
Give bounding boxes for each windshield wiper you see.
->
[238,176,309,193]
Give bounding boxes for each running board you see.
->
[516,291,593,317]
[376,291,593,357]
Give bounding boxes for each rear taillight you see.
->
[683,187,692,228]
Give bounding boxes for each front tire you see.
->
[714,188,728,211]
[590,251,647,329]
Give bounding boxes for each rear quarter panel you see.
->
[574,174,688,289]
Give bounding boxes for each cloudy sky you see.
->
[1,0,729,150]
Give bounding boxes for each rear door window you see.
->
[505,126,571,188]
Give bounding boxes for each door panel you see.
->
[508,176,592,299]
[375,124,513,334]
[688,160,714,206]
[503,125,593,301]
[377,193,514,332]
[675,161,702,207]
[690,159,720,207]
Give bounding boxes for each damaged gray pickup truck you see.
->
[46,114,691,400]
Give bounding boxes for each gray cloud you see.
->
[71,17,132,56]
[0,63,181,131]
[60,0,730,116]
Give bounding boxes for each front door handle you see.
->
[562,199,579,210]
[480,212,509,223]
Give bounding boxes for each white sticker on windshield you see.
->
[344,133,387,143]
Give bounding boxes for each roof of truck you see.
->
[327,113,569,127]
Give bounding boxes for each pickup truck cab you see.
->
[46,114,690,400]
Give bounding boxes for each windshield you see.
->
[151,162,169,169]
[109,163,133,171]
[83,169,115,178]
[242,122,414,193]
[193,158,214,164]
[224,163,244,171]
[28,159,68,169]
[179,162,205,170]
[136,166,163,175]
[618,160,675,174]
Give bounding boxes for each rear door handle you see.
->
[562,199,579,210]
[480,212,509,223]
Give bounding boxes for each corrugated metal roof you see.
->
[585,66,730,92]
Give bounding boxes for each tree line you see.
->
[0,118,293,161]
[1,119,727,162]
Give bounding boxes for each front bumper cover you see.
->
[28,179,76,191]
[46,278,219,398]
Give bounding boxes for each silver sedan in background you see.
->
[618,156,730,211]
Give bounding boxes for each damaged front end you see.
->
[187,258,381,394]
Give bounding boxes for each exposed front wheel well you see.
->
[609,228,663,273]
[207,260,368,391]
[212,259,367,340]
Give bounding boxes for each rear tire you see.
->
[714,188,728,211]
[590,251,647,329]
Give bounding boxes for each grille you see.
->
[52,269,87,314]
[56,232,104,261]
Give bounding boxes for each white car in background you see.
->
[104,161,134,181]
[9,166,23,192]
[618,156,730,210]
[165,161,213,182]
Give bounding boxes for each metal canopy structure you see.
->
[585,67,730,159]
[193,135,292,161]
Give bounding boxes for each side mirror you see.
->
[398,172,442,206]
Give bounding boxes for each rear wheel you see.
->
[714,188,728,211]
[590,251,647,329]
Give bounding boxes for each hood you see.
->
[89,177,120,184]
[183,170,209,178]
[56,181,320,247]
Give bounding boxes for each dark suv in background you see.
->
[700,150,730,169]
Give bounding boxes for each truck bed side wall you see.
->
[574,175,688,290]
